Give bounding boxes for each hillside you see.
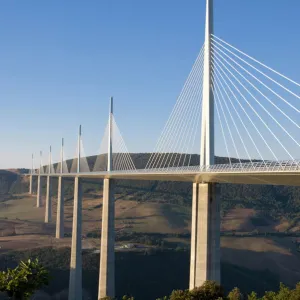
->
[21,153,300,224]
[0,154,299,298]
[20,152,300,229]
[0,191,299,298]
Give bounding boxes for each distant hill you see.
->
[8,153,300,227]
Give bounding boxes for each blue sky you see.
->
[0,0,299,168]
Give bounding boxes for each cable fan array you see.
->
[38,152,53,175]
[56,151,69,174]
[31,155,36,175]
[69,138,90,173]
[37,115,135,174]
[35,35,300,173]
[145,45,205,170]
[93,115,136,172]
[38,153,44,174]
[211,34,300,166]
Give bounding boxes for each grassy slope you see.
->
[0,191,299,293]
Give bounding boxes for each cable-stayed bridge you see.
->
[31,32,300,186]
[25,0,300,299]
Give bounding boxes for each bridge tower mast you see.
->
[200,0,214,166]
[36,151,42,208]
[29,153,33,194]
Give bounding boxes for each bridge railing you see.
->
[33,159,300,176]
[132,160,300,174]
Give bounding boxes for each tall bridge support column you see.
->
[68,177,82,300]
[189,183,199,288]
[36,175,42,208]
[29,175,33,194]
[98,178,115,299]
[45,176,52,223]
[56,177,64,239]
[189,182,220,289]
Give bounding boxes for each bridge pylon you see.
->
[98,97,116,299]
[190,0,221,290]
[45,146,52,223]
[29,153,33,195]
[36,151,43,208]
[56,138,65,239]
[69,126,83,300]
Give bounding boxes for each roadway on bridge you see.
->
[31,169,300,186]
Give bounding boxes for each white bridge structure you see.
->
[26,0,300,299]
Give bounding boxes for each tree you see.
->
[290,282,300,300]
[161,281,225,300]
[191,280,224,300]
[262,283,292,300]
[247,292,259,300]
[169,289,191,300]
[0,258,49,299]
[122,296,135,300]
[228,288,243,300]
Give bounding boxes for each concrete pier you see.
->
[210,183,221,283]
[36,175,42,208]
[189,182,220,289]
[45,176,52,223]
[29,175,33,194]
[56,176,64,239]
[98,178,115,299]
[68,177,82,300]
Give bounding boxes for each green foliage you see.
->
[157,281,300,300]
[227,287,243,300]
[0,258,49,299]
[247,292,258,300]
[122,296,135,300]
[244,282,300,300]
[260,282,298,300]
[169,289,191,300]
[190,280,224,299]
[100,282,300,300]
[158,281,224,300]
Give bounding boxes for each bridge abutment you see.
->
[37,175,42,208]
[45,176,52,223]
[189,182,220,289]
[56,176,64,238]
[98,178,115,299]
[68,177,82,300]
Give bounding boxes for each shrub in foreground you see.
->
[0,258,49,299]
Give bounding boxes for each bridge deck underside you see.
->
[33,171,300,186]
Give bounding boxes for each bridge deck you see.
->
[29,167,300,186]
